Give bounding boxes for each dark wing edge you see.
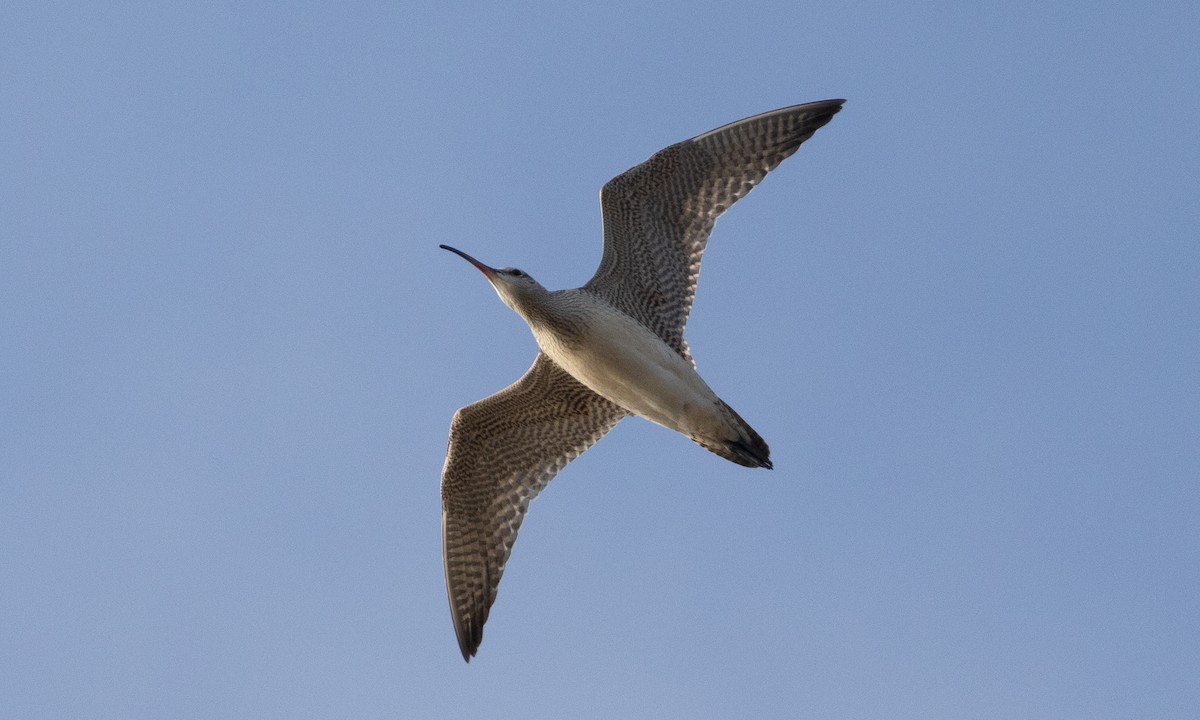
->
[585,99,845,357]
[440,354,626,661]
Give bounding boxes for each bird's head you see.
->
[439,245,547,317]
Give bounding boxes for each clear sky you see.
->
[2,1,1197,718]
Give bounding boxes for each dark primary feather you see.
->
[585,99,845,361]
[440,354,626,660]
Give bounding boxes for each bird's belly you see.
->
[537,312,720,435]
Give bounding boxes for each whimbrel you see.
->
[439,99,844,661]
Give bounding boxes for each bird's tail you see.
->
[693,399,773,469]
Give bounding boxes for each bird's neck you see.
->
[512,289,587,344]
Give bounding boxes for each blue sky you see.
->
[2,1,1197,718]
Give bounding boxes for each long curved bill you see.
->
[439,245,497,279]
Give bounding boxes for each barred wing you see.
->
[440,353,626,661]
[586,99,844,360]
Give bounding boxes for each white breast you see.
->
[533,304,721,437]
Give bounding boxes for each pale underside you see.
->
[440,99,844,660]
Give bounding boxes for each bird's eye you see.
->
[510,269,525,277]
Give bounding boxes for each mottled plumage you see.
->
[439,99,844,661]
[440,355,625,657]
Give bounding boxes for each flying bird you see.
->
[439,99,844,661]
